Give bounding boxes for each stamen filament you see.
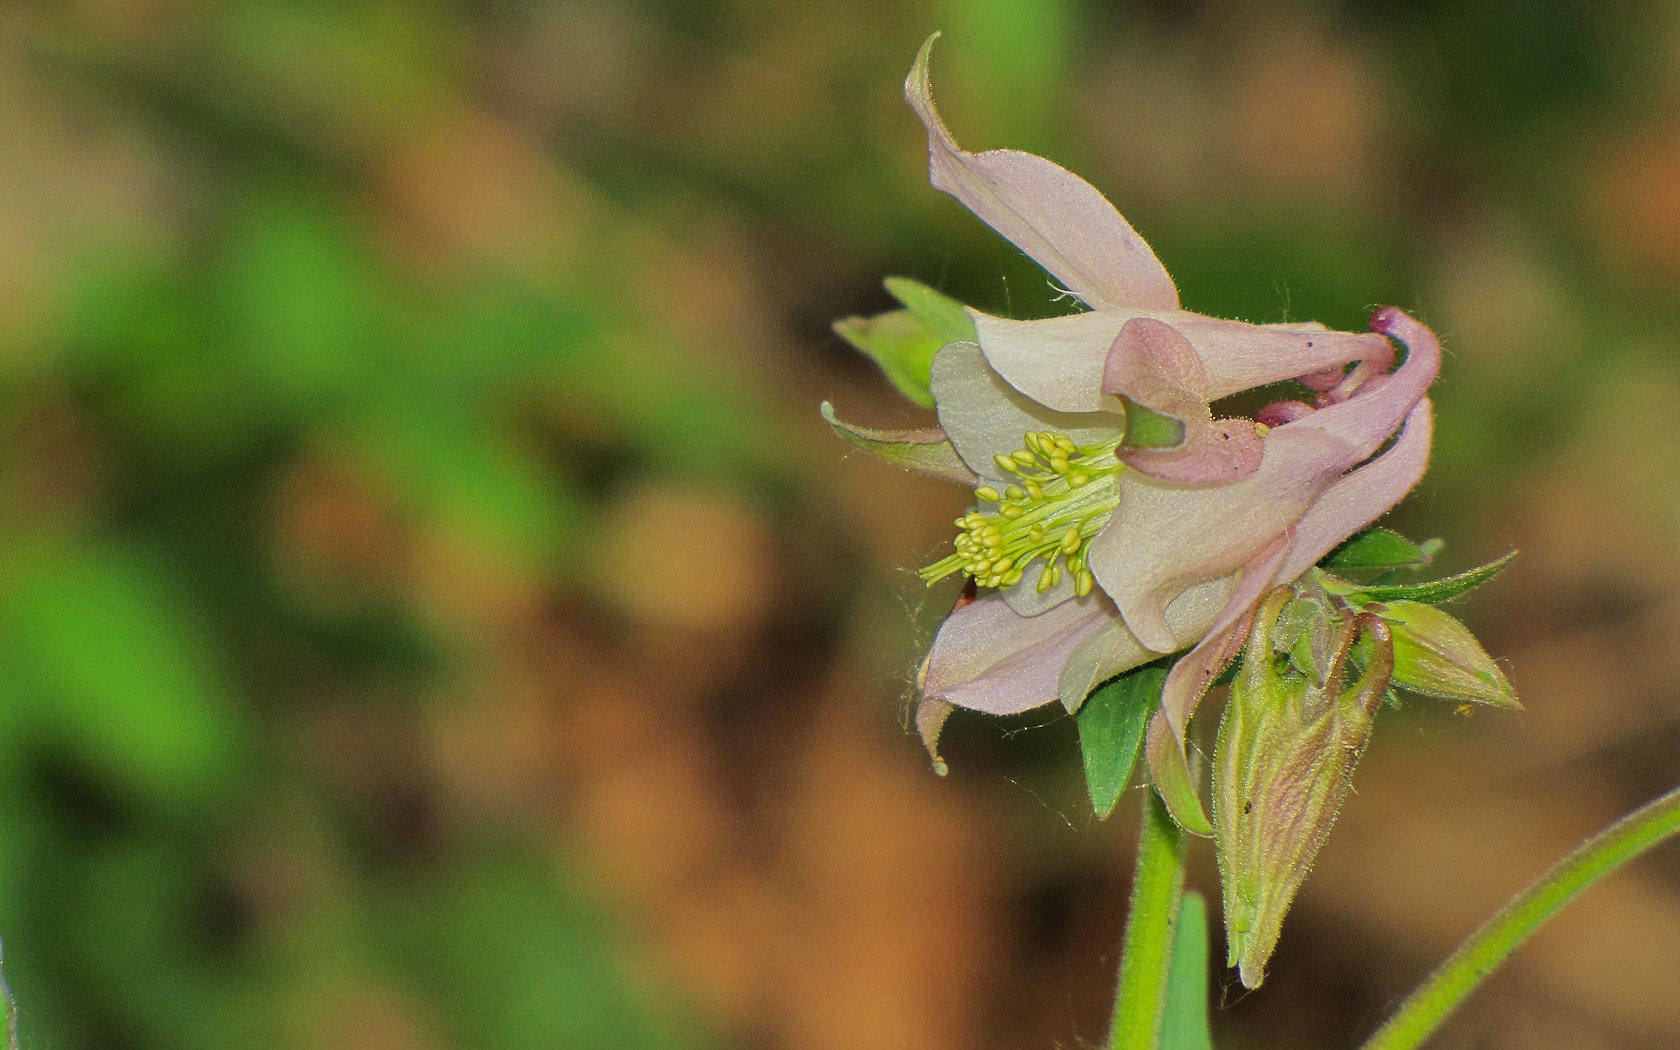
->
[921,430,1124,594]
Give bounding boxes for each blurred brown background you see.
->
[0,0,1675,1047]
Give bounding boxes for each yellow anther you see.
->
[921,430,1123,590]
[1075,570,1095,597]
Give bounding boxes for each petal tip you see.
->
[1369,306,1403,333]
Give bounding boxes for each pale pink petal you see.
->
[1054,574,1233,712]
[1278,399,1434,581]
[906,35,1178,312]
[999,563,1080,618]
[915,697,955,775]
[1119,417,1265,483]
[921,591,1117,714]
[972,308,1394,414]
[1256,400,1315,427]
[1102,316,1211,406]
[821,401,977,485]
[930,342,1120,487]
[1143,535,1289,836]
[1101,318,1265,483]
[1087,310,1440,650]
[1158,534,1291,739]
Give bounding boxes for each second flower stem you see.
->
[1360,782,1680,1050]
[1109,789,1187,1050]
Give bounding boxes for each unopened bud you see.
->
[1213,588,1394,988]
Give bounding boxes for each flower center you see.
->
[921,431,1123,595]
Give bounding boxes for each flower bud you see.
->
[1213,588,1394,988]
[1373,599,1519,709]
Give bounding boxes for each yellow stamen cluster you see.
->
[922,430,1123,595]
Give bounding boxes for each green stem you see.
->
[1360,782,1680,1050]
[1109,790,1188,1050]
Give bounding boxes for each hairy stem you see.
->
[1109,790,1187,1050]
[1360,783,1680,1050]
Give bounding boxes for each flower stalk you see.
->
[1109,789,1188,1050]
[1360,782,1680,1050]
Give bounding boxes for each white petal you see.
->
[906,35,1179,312]
[930,341,1119,486]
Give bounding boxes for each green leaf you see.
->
[0,541,245,809]
[1077,665,1165,819]
[1330,551,1517,605]
[1323,528,1433,572]
[883,277,977,345]
[1160,892,1215,1050]
[833,279,977,408]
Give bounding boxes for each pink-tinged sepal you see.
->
[906,34,1180,313]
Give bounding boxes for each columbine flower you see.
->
[827,37,1441,820]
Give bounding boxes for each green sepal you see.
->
[1076,664,1164,819]
[1323,550,1517,605]
[833,278,976,408]
[1379,599,1519,708]
[1323,527,1438,573]
[819,402,976,485]
[883,276,976,344]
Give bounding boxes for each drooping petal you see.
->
[906,35,1179,313]
[915,697,956,775]
[820,401,978,485]
[929,341,1120,487]
[970,308,1393,414]
[1143,535,1291,837]
[1277,400,1433,582]
[1159,535,1292,739]
[921,591,1117,714]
